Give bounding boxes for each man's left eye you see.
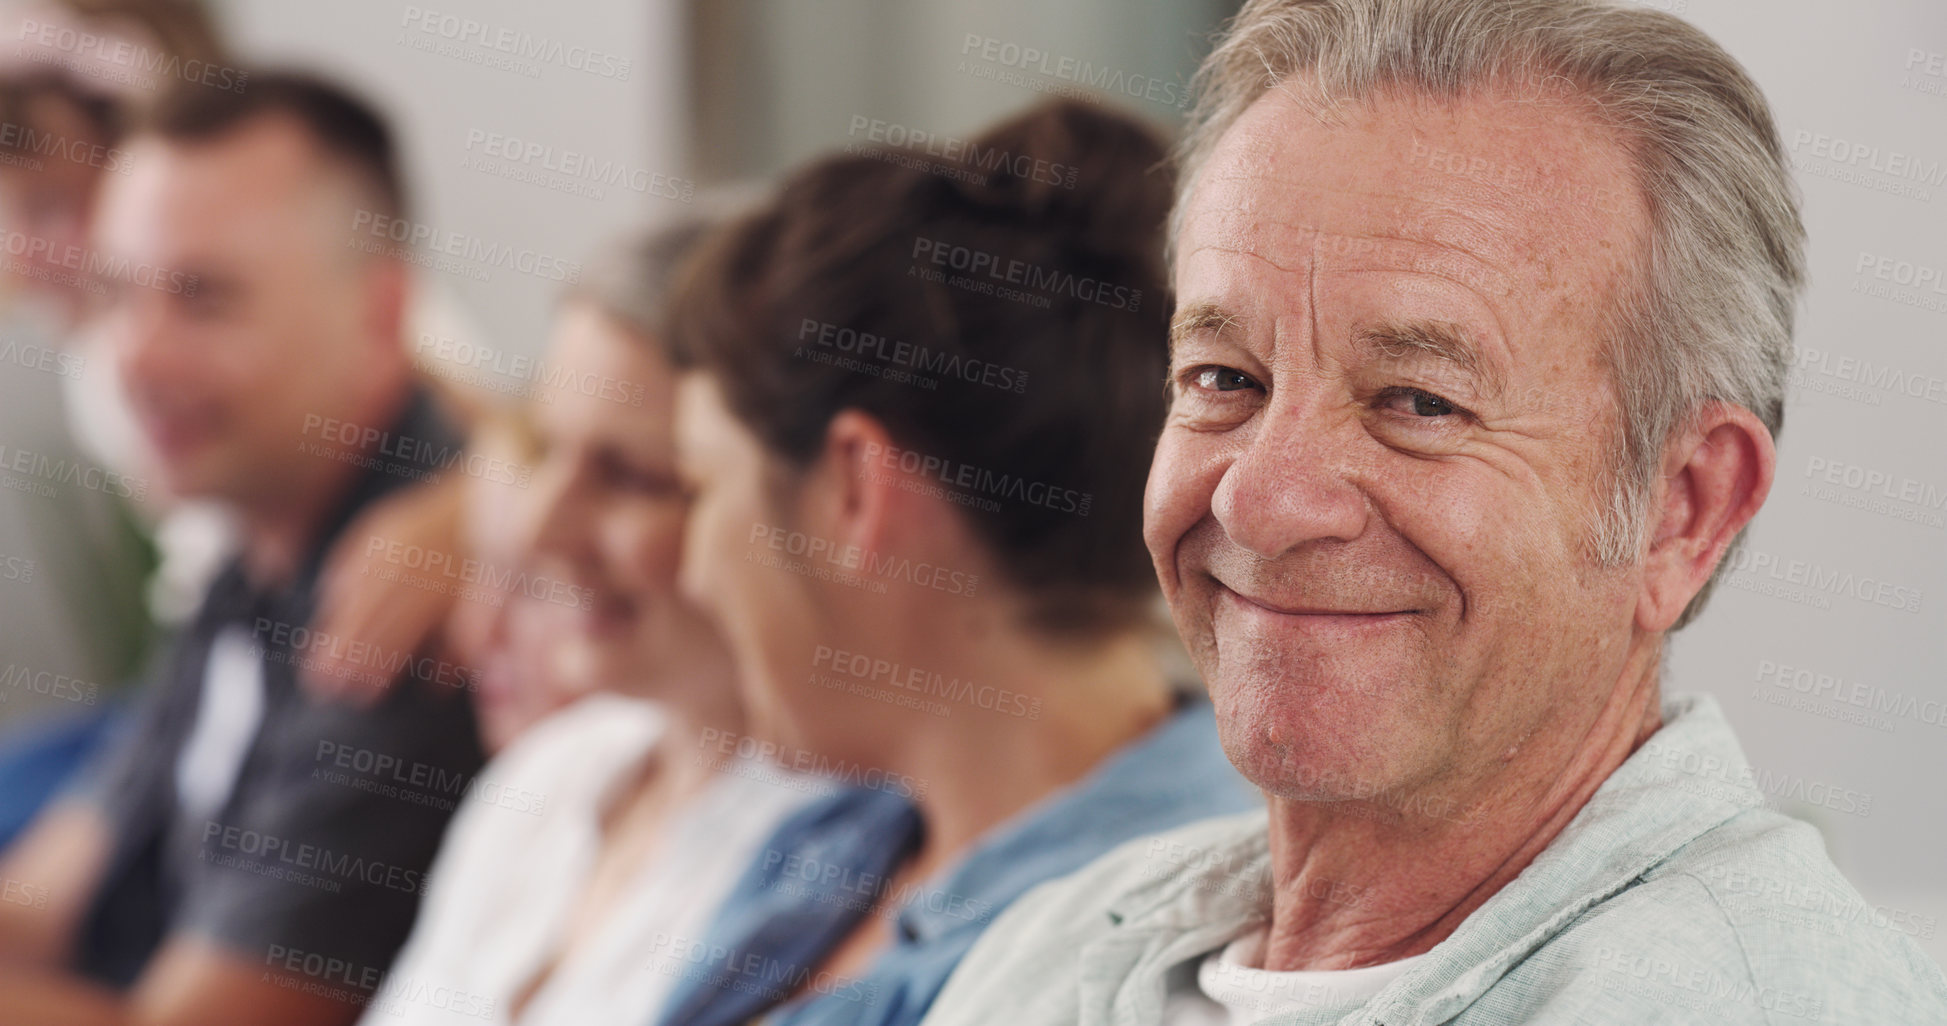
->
[1379,388,1469,419]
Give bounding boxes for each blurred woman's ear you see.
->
[802,409,900,565]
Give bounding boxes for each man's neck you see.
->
[1258,643,1665,972]
[236,383,415,591]
[236,501,334,590]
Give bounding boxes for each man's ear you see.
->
[800,409,900,559]
[1637,401,1775,632]
[362,254,411,362]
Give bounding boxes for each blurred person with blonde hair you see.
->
[309,216,820,1026]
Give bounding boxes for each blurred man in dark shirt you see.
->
[0,72,485,1026]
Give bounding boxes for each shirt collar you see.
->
[1397,692,1762,1022]
[203,385,453,623]
[1104,693,1763,1023]
[298,385,453,586]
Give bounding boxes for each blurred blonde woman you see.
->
[352,220,818,1026]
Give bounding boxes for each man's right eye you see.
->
[1190,366,1259,393]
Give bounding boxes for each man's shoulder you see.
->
[219,671,488,838]
[1513,806,1947,1022]
[1665,808,1947,1010]
[266,670,484,773]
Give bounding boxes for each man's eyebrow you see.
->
[1168,302,1242,353]
[1357,321,1505,399]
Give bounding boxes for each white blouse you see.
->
[362,694,815,1026]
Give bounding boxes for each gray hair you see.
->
[1176,0,1805,629]
[567,184,764,358]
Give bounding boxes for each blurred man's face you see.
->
[91,116,387,505]
[1148,83,1653,803]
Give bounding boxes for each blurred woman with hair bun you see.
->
[652,99,1257,1026]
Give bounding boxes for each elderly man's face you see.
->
[1149,83,1655,803]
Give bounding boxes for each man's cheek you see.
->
[1377,465,1505,585]
[1169,572,1221,661]
[1142,432,1221,573]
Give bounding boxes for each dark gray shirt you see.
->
[66,389,486,994]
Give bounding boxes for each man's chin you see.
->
[1208,669,1429,796]
[150,457,231,505]
[1222,737,1421,809]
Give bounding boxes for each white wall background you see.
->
[219,0,688,360]
[1659,0,1947,966]
[686,0,1231,180]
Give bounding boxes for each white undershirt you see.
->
[173,626,266,824]
[1164,925,1425,1025]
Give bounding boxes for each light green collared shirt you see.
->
[922,694,1947,1025]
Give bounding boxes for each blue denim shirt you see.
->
[921,693,1947,1025]
[653,699,1259,1026]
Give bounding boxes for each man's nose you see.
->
[111,301,182,398]
[1209,405,1369,559]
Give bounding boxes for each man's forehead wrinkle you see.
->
[1306,230,1322,381]
[1200,163,1526,243]
[1188,200,1517,299]
[1173,245,1519,365]
[1194,141,1613,304]
[1312,234,1515,301]
[1180,194,1313,251]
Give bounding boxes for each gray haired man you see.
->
[920,0,1947,1022]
